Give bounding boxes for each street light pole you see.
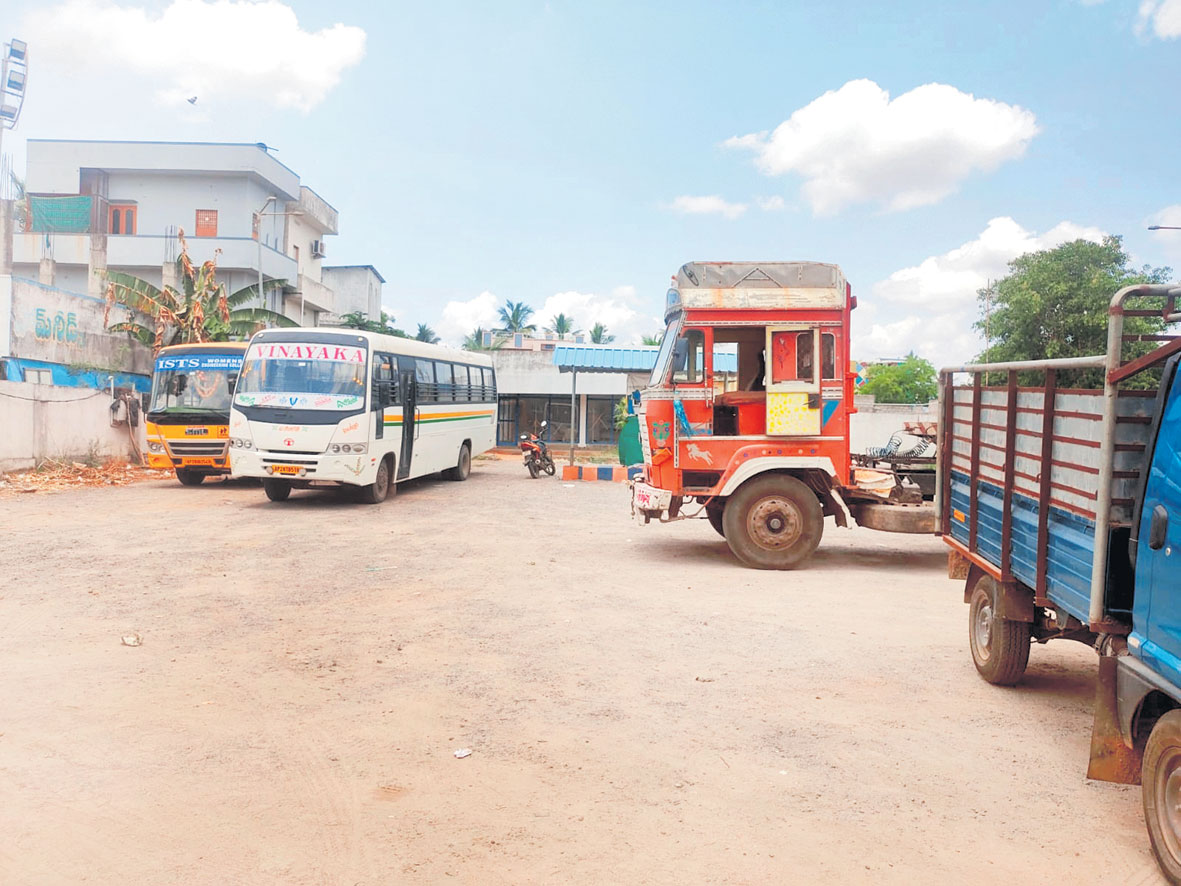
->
[1148,225,1181,231]
[256,195,276,311]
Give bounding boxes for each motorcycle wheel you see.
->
[542,456,556,476]
[527,459,540,479]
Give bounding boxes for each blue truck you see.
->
[937,283,1181,882]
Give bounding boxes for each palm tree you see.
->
[104,230,293,354]
[641,332,664,346]
[498,300,536,333]
[339,310,407,337]
[589,322,614,344]
[547,312,577,338]
[415,323,440,344]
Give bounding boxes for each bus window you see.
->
[415,359,435,402]
[454,365,470,401]
[435,362,454,402]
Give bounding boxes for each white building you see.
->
[12,139,380,326]
[321,264,384,321]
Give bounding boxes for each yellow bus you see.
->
[145,342,249,485]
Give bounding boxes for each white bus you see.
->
[228,328,497,503]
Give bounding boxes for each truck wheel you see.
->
[359,456,394,504]
[722,475,822,569]
[1143,709,1181,882]
[967,575,1030,685]
[262,479,291,502]
[706,503,725,537]
[175,468,205,486]
[444,443,471,481]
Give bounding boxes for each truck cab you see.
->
[631,261,928,569]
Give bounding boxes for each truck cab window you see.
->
[821,333,836,380]
[672,329,705,384]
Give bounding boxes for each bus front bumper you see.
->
[230,449,379,486]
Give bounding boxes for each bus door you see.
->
[396,355,417,480]
[765,326,821,435]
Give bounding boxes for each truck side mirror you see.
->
[1150,504,1169,550]
[671,338,688,372]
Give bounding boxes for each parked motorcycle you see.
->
[519,421,556,478]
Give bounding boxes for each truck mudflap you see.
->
[1087,652,1143,785]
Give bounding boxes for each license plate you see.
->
[271,464,302,476]
[185,458,215,466]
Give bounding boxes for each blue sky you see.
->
[5,0,1180,364]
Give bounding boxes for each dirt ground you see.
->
[0,457,1167,885]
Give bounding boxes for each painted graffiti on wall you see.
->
[33,309,84,346]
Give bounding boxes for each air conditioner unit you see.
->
[310,239,326,258]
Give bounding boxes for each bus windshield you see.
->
[149,352,243,417]
[235,341,368,410]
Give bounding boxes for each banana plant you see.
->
[104,230,294,355]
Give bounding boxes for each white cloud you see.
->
[436,291,501,346]
[538,289,662,345]
[669,194,747,220]
[724,79,1039,215]
[855,217,1107,368]
[756,195,786,211]
[1137,0,1181,38]
[24,0,366,111]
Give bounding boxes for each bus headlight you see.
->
[230,437,254,450]
[350,443,366,454]
[147,440,164,453]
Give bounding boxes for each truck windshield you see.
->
[235,341,368,410]
[648,315,683,388]
[148,352,243,417]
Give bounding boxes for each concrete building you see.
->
[2,139,383,389]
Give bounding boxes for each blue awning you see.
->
[552,346,737,373]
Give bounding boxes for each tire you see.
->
[444,443,471,481]
[359,456,393,504]
[527,458,540,479]
[706,503,725,537]
[1143,709,1181,883]
[542,454,556,476]
[967,575,1031,685]
[262,479,291,502]
[175,468,205,486]
[722,474,822,569]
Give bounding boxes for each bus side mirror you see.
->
[227,373,238,393]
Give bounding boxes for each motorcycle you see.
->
[519,421,556,478]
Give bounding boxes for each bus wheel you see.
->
[722,475,822,569]
[968,575,1030,685]
[359,456,393,504]
[444,443,471,481]
[176,469,205,486]
[1144,709,1181,882]
[262,479,291,502]
[706,502,725,537]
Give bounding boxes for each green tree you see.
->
[498,300,536,332]
[589,322,614,344]
[976,236,1172,386]
[104,231,293,354]
[861,354,937,404]
[547,312,577,337]
[641,332,663,346]
[339,310,408,337]
[415,323,440,344]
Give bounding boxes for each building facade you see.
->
[2,139,382,388]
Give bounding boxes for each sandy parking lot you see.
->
[0,457,1166,884]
